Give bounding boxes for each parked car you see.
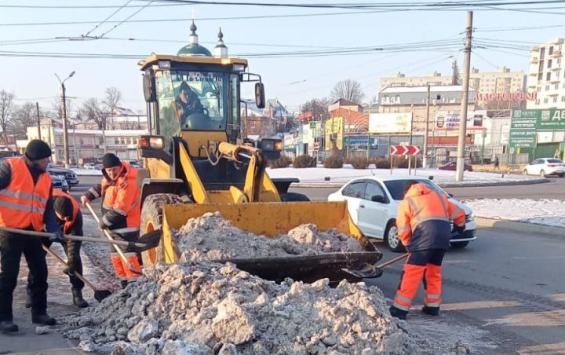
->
[438,161,473,172]
[47,165,79,188]
[83,162,96,169]
[523,158,565,177]
[328,176,477,251]
[49,173,69,192]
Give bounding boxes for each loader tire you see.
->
[280,192,310,202]
[140,193,184,267]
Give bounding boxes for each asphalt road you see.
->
[289,176,565,201]
[368,229,565,354]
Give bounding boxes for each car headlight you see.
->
[465,213,474,222]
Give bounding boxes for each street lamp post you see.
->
[55,71,75,167]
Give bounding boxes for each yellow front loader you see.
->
[135,23,382,282]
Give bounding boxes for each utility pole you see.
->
[423,84,431,168]
[55,71,75,168]
[61,83,70,167]
[456,11,473,182]
[35,102,41,140]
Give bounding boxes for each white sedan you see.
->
[523,158,565,177]
[328,176,477,252]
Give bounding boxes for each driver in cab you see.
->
[175,81,204,126]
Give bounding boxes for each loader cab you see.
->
[139,24,265,160]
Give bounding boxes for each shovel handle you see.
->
[0,227,145,248]
[376,253,409,269]
[85,202,131,265]
[41,244,98,291]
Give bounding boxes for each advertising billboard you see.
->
[369,112,412,133]
[435,110,486,130]
[324,116,344,150]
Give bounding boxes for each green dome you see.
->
[177,43,212,56]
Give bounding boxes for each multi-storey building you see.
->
[381,67,527,109]
[527,38,565,109]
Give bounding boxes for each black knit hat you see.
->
[25,140,52,161]
[102,153,121,169]
[54,196,73,219]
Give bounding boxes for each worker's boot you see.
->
[72,288,88,308]
[389,305,408,320]
[422,305,440,316]
[32,313,56,326]
[0,320,18,333]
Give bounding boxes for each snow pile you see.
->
[466,199,565,228]
[62,262,418,354]
[175,212,364,262]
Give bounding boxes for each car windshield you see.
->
[384,179,448,201]
[547,159,563,164]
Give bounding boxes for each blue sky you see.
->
[0,1,563,113]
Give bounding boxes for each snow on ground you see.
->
[465,199,565,228]
[268,165,540,186]
[71,168,101,176]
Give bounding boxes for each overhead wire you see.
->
[83,0,134,37]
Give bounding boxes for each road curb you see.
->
[292,178,548,189]
[475,217,564,238]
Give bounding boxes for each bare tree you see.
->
[80,98,108,130]
[103,87,122,129]
[300,97,331,120]
[0,90,14,143]
[12,102,36,138]
[330,79,365,104]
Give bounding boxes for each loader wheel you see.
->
[140,193,184,267]
[280,192,310,201]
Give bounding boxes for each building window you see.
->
[545,85,550,91]
[544,97,549,103]
[548,59,553,68]
[549,46,554,55]
[538,73,543,80]
[547,72,551,81]
[561,96,565,102]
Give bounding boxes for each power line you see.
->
[83,0,134,37]
[98,1,154,37]
[0,10,391,27]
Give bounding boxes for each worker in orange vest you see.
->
[25,189,88,309]
[389,181,466,320]
[81,153,141,283]
[0,140,60,333]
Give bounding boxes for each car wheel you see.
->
[540,170,546,177]
[384,220,405,253]
[451,241,469,249]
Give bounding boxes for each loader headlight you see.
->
[274,141,283,151]
[138,136,164,150]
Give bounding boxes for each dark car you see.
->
[438,161,473,172]
[47,165,79,188]
[49,174,69,192]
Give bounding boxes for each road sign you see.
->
[390,145,421,156]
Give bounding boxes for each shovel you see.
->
[41,245,112,302]
[84,202,141,275]
[342,253,409,279]
[0,227,160,251]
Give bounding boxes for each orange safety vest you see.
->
[102,162,140,228]
[0,158,52,231]
[53,188,80,234]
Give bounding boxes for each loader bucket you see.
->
[158,201,383,282]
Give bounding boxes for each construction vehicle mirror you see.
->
[255,82,265,109]
[143,72,156,103]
